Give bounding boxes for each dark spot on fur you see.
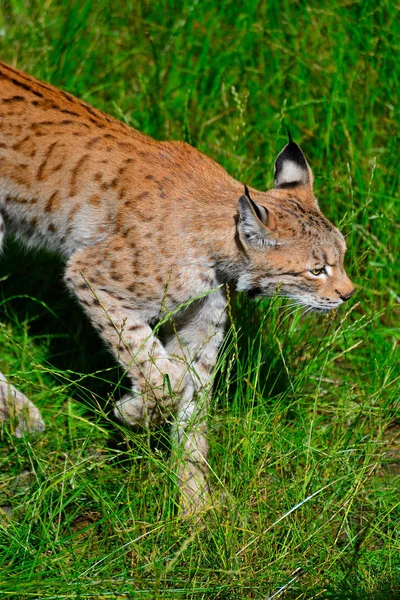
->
[70,154,90,196]
[60,109,79,117]
[2,95,25,104]
[89,194,101,206]
[86,135,100,149]
[37,141,58,180]
[60,90,75,103]
[44,191,61,212]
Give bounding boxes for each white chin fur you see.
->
[236,273,254,292]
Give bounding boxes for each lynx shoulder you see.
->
[0,62,354,512]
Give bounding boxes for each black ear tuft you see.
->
[242,185,268,225]
[274,138,310,189]
[238,193,277,249]
[286,128,293,144]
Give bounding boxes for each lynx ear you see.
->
[274,135,313,189]
[238,186,278,249]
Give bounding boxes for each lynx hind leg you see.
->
[0,372,45,437]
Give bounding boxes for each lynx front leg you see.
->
[0,372,45,437]
[65,244,187,428]
[166,289,227,513]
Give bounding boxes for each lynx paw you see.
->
[114,393,150,427]
[177,464,212,517]
[0,374,45,437]
[114,392,168,428]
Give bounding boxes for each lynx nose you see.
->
[336,288,355,301]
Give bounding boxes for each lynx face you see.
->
[236,140,354,312]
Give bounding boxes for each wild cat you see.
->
[0,62,354,512]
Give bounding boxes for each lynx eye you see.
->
[309,266,326,276]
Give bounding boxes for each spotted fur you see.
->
[0,62,354,512]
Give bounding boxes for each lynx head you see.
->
[236,137,354,312]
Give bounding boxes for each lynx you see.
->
[0,62,354,512]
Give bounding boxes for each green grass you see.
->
[0,0,399,597]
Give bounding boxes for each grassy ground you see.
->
[0,0,399,598]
